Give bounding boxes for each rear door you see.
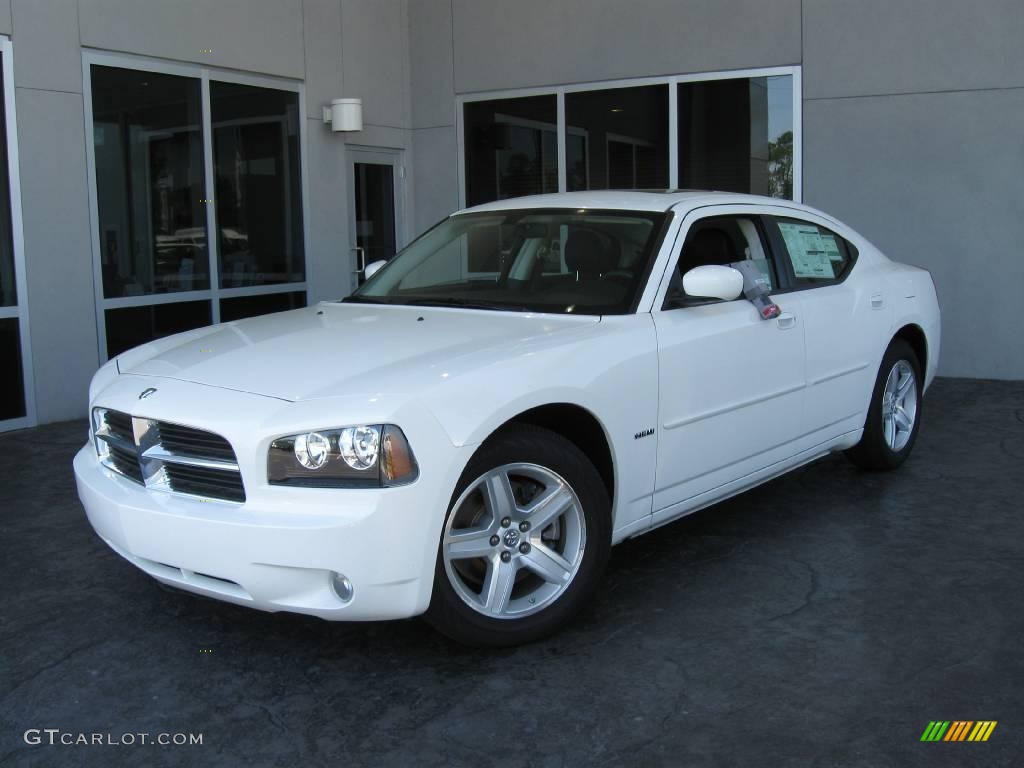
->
[651,206,806,516]
[763,214,892,444]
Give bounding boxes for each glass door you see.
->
[0,41,34,432]
[347,149,403,289]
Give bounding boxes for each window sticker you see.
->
[778,222,837,279]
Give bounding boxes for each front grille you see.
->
[105,410,135,443]
[108,441,145,483]
[94,409,245,503]
[157,422,235,462]
[164,463,246,503]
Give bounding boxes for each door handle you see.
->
[871,293,884,309]
[777,313,797,330]
[351,246,366,275]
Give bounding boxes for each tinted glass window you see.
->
[91,66,209,298]
[351,209,665,315]
[104,300,212,357]
[0,318,25,420]
[769,217,856,285]
[0,54,15,309]
[565,84,669,191]
[678,75,793,199]
[220,291,306,322]
[211,81,304,288]
[666,215,774,305]
[463,96,558,206]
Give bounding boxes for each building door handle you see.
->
[871,293,884,309]
[777,313,797,330]
[351,246,366,275]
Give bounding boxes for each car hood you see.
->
[117,302,600,401]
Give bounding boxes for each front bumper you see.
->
[75,375,472,621]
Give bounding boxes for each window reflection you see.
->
[678,75,793,199]
[219,291,305,322]
[463,95,558,206]
[0,318,24,420]
[211,82,305,288]
[0,53,15,308]
[565,84,669,191]
[91,66,209,298]
[104,300,212,357]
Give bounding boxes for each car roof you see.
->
[457,189,793,215]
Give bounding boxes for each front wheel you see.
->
[845,338,923,470]
[424,424,611,646]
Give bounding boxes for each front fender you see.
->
[420,315,660,539]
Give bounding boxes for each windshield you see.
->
[347,208,668,314]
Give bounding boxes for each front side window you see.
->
[665,215,774,305]
[349,209,666,315]
[769,217,856,286]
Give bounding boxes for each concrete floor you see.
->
[1,377,1022,767]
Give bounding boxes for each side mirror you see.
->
[364,259,387,280]
[681,265,744,302]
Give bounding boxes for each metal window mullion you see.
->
[668,76,679,190]
[792,66,803,202]
[556,89,566,193]
[200,69,221,323]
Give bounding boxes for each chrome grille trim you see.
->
[93,409,245,503]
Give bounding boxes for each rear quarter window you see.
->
[768,217,858,287]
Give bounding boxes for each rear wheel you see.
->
[425,424,611,646]
[846,338,922,470]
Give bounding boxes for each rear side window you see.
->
[768,217,857,286]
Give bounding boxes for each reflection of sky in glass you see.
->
[767,75,793,142]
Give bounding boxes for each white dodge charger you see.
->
[75,191,940,646]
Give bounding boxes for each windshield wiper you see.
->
[340,295,390,305]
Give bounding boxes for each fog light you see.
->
[330,572,354,603]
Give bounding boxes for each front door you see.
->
[652,208,806,519]
[347,149,403,289]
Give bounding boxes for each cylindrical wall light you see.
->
[322,98,363,132]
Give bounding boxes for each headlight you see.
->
[267,424,418,488]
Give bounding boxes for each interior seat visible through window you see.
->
[666,215,777,305]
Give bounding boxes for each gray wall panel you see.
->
[12,0,82,93]
[451,0,801,93]
[303,0,344,121]
[410,0,454,128]
[804,88,1024,379]
[0,0,10,34]
[16,88,98,422]
[304,117,350,305]
[804,0,1024,99]
[341,0,410,129]
[412,126,458,234]
[78,0,305,78]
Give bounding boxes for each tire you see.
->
[845,338,923,471]
[424,423,611,647]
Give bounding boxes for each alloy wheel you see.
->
[442,463,587,619]
[881,360,917,452]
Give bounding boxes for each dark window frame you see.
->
[661,212,776,310]
[762,215,859,293]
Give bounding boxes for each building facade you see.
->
[0,0,1020,433]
